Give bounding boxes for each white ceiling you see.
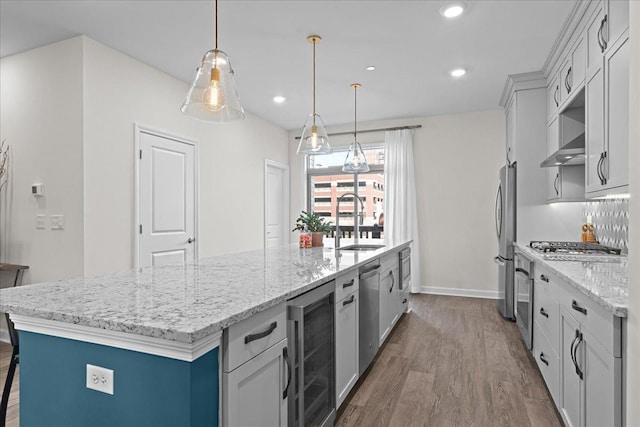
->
[1,0,575,130]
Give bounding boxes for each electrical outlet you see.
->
[36,215,46,230]
[86,364,114,395]
[51,215,65,230]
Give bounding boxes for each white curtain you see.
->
[384,129,422,293]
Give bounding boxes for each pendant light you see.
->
[298,35,331,155]
[181,0,245,122]
[343,83,370,173]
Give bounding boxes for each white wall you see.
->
[82,37,289,276]
[290,110,506,297]
[626,2,639,425]
[0,37,85,284]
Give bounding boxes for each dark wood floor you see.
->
[335,294,562,427]
[0,294,561,427]
[0,340,19,427]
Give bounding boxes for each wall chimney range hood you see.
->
[540,133,585,167]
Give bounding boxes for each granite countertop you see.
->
[0,242,410,344]
[514,243,627,317]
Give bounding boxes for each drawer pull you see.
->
[539,307,549,318]
[539,352,549,366]
[571,300,587,315]
[244,321,277,344]
[343,279,355,288]
[402,298,408,304]
[540,274,549,283]
[343,295,356,306]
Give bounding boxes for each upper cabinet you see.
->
[558,35,586,108]
[584,1,629,196]
[506,96,517,164]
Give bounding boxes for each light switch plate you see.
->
[36,215,46,230]
[86,364,114,395]
[51,215,65,230]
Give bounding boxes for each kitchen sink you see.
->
[336,244,385,251]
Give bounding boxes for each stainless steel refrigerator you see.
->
[494,163,516,320]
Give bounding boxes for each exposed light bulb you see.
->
[310,125,319,149]
[202,67,225,111]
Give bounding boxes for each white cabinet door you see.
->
[582,328,621,427]
[560,308,581,427]
[335,291,359,408]
[585,66,605,194]
[603,35,629,191]
[586,4,605,75]
[605,0,629,50]
[389,266,401,328]
[223,339,288,427]
[547,78,560,122]
[547,117,561,201]
[571,35,586,90]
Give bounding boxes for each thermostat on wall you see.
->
[31,183,44,196]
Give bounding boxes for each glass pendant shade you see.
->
[343,140,370,173]
[298,113,331,154]
[181,49,245,122]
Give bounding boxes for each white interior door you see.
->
[264,160,289,248]
[136,126,197,268]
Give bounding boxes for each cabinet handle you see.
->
[554,173,559,196]
[389,271,395,293]
[596,152,605,185]
[571,300,587,315]
[553,85,559,107]
[598,15,608,53]
[539,307,549,318]
[540,274,549,283]
[342,295,355,306]
[282,346,291,399]
[343,278,355,288]
[402,298,408,304]
[244,321,277,344]
[574,331,584,380]
[570,329,580,377]
[565,66,572,93]
[601,151,608,184]
[515,267,529,278]
[539,352,549,366]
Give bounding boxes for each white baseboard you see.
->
[416,286,499,300]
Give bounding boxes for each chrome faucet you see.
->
[335,192,365,249]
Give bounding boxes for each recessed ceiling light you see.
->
[450,68,466,77]
[273,96,286,103]
[366,66,376,71]
[440,4,465,18]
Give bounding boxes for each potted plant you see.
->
[292,211,332,247]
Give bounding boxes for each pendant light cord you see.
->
[354,86,357,139]
[312,40,316,120]
[215,0,218,50]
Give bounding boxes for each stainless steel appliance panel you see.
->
[287,281,336,427]
[495,163,516,320]
[514,252,534,349]
[358,260,380,375]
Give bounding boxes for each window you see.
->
[306,146,385,238]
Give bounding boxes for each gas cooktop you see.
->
[529,241,622,260]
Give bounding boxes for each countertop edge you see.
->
[513,243,627,318]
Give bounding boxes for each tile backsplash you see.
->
[583,199,629,252]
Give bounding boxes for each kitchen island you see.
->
[0,241,410,426]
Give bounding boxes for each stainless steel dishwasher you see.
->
[359,259,381,375]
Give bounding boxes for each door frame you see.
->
[264,159,290,248]
[134,123,200,269]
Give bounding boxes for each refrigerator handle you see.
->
[494,182,502,242]
[493,256,505,267]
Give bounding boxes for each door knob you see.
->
[187,237,196,244]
